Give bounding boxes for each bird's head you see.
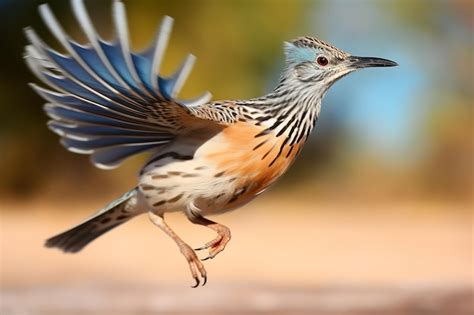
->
[284,36,397,88]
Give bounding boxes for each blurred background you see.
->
[1,0,472,314]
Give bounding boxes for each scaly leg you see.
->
[148,211,207,287]
[186,211,231,261]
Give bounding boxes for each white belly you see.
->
[138,154,249,216]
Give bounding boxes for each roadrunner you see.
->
[24,0,397,287]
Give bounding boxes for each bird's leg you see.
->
[148,211,207,287]
[186,211,231,261]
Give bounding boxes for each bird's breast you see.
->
[138,122,305,215]
[199,122,304,208]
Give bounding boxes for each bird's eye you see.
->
[317,56,329,66]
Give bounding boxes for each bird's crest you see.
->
[284,36,348,64]
[292,36,348,59]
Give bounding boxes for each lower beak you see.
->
[348,56,398,68]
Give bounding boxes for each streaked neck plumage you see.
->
[239,66,329,145]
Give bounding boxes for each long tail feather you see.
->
[45,189,140,253]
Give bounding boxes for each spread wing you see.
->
[23,0,216,169]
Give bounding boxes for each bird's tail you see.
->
[45,188,141,253]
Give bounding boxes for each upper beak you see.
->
[348,56,398,68]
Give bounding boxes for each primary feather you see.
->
[23,0,213,169]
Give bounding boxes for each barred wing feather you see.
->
[23,0,213,169]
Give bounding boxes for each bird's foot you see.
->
[195,224,231,261]
[178,242,207,287]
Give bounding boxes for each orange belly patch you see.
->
[205,122,303,199]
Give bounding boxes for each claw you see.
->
[194,245,209,251]
[193,224,231,261]
[191,276,200,288]
[202,275,207,286]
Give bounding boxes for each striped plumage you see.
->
[25,0,397,287]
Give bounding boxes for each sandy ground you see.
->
[2,283,472,315]
[1,197,472,314]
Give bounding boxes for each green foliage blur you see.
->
[0,0,472,204]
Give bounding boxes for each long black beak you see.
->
[348,56,398,68]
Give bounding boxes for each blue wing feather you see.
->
[158,77,173,100]
[131,54,155,95]
[44,104,158,131]
[42,73,105,103]
[48,121,167,138]
[45,50,101,90]
[62,137,170,152]
[92,143,164,169]
[31,84,149,118]
[69,42,123,90]
[100,41,154,100]
[24,0,212,169]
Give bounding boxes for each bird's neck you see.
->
[241,70,326,144]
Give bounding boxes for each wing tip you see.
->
[92,160,121,170]
[162,15,174,26]
[60,139,94,155]
[38,3,50,13]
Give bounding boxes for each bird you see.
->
[23,0,397,287]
